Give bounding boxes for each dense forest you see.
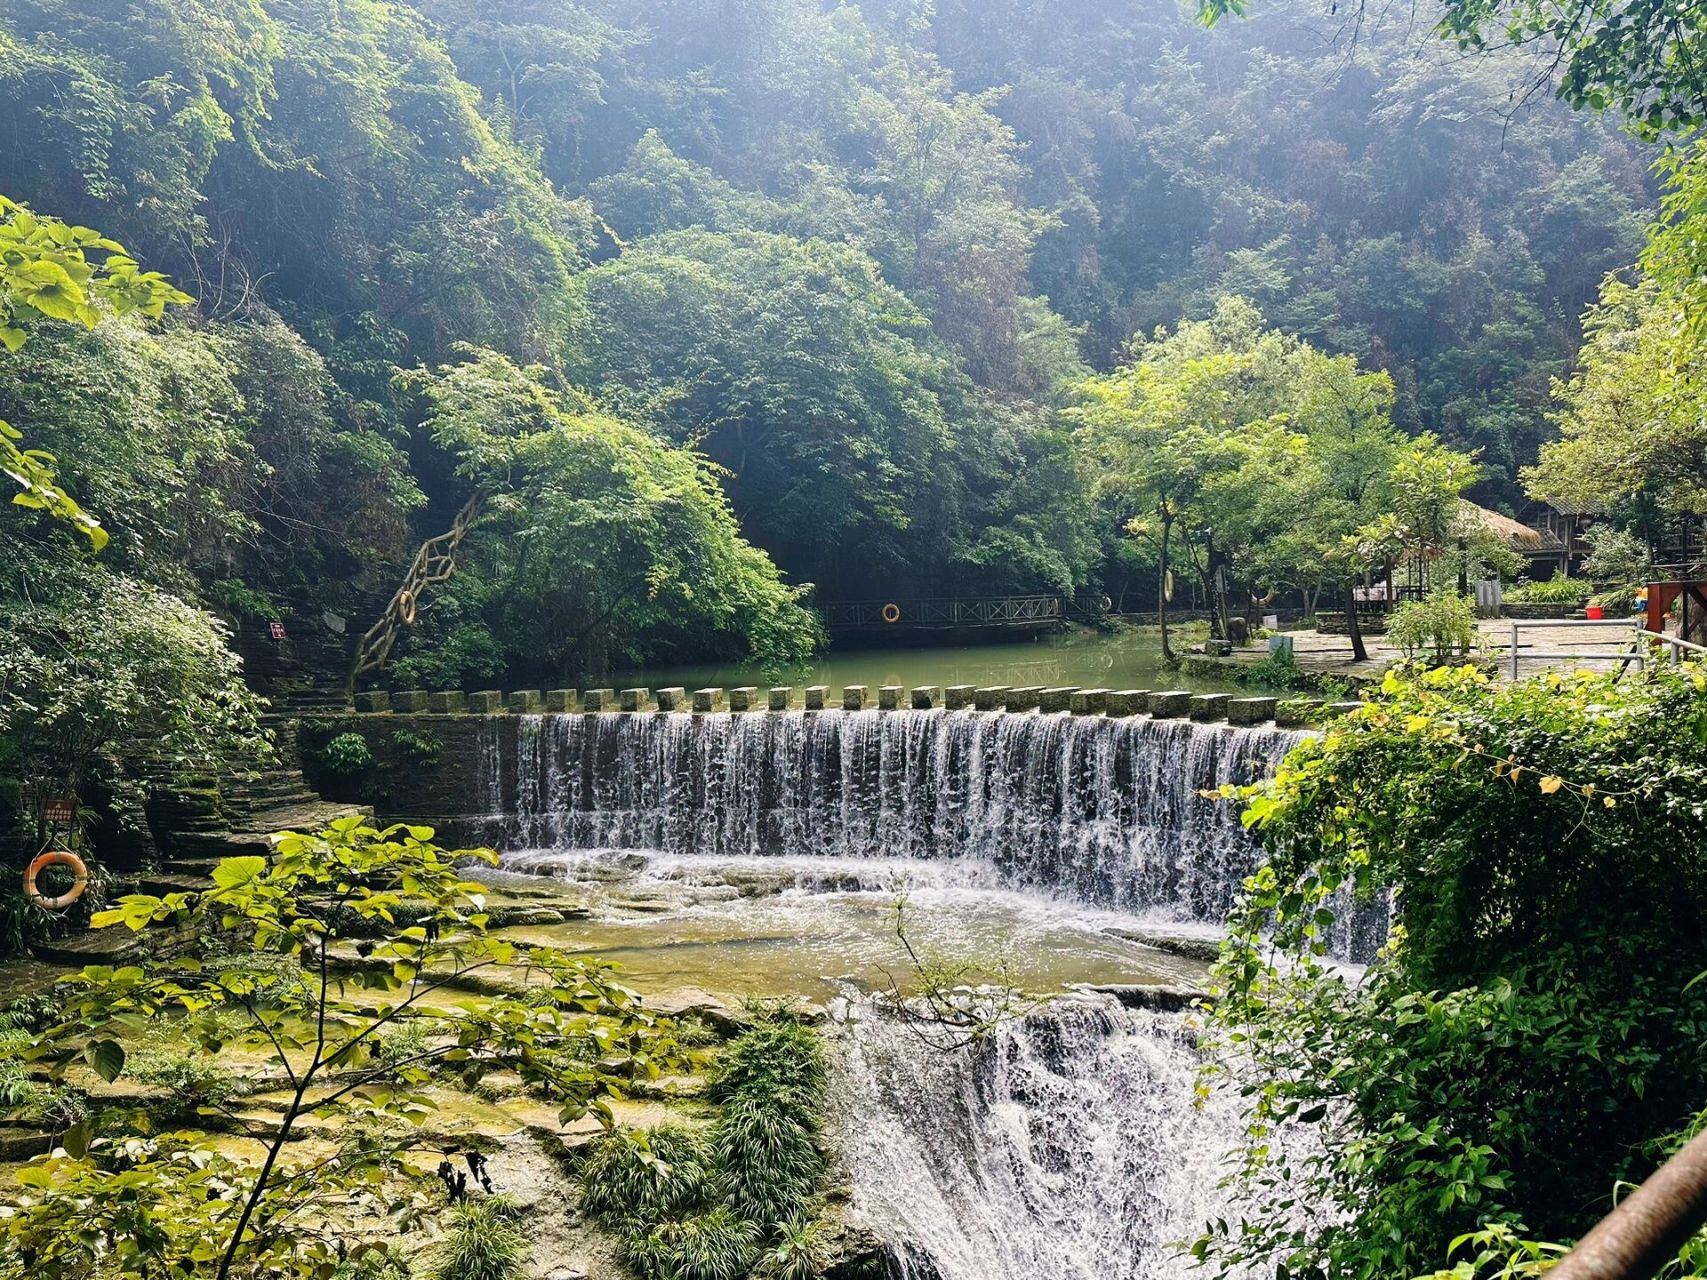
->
[0,0,1655,695]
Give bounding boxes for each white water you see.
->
[477,708,1302,927]
[832,994,1242,1280]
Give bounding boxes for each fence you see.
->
[819,596,1063,631]
[1498,617,1707,679]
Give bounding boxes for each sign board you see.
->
[268,620,287,641]
[38,795,75,828]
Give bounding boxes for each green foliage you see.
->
[425,1195,532,1280]
[1242,643,1304,691]
[391,729,442,765]
[580,1125,720,1228]
[0,194,191,548]
[318,732,376,778]
[626,1207,763,1280]
[0,819,683,1280]
[1387,592,1482,658]
[580,1018,831,1280]
[1504,572,1590,604]
[125,1048,249,1111]
[1196,664,1707,1279]
[404,348,821,681]
[0,560,268,790]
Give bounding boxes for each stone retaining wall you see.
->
[298,690,1358,833]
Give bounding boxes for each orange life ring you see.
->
[398,589,418,626]
[881,603,902,624]
[24,850,88,910]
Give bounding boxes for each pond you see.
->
[604,623,1242,696]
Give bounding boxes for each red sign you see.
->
[38,795,74,827]
[268,621,287,640]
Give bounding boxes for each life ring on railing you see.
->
[24,849,88,910]
[398,589,418,626]
[1100,595,1113,612]
[881,603,902,624]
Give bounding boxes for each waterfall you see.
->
[473,709,1301,927]
[830,994,1242,1280]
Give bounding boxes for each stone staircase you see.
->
[142,712,368,895]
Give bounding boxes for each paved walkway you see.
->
[1261,616,1651,681]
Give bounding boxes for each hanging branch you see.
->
[346,492,484,693]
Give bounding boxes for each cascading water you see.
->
[831,993,1243,1280]
[475,709,1300,927]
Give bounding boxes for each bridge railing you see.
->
[820,596,1064,630]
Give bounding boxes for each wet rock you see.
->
[1069,982,1209,1012]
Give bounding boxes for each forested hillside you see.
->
[0,0,1651,692]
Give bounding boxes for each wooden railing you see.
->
[819,596,1064,630]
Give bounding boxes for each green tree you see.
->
[401,348,820,682]
[0,196,191,548]
[0,819,683,1280]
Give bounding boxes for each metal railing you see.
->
[819,596,1063,630]
[1496,617,1707,679]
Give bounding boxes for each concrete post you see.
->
[1147,690,1192,718]
[878,685,902,710]
[1104,690,1145,717]
[974,686,1011,711]
[466,690,503,714]
[1189,693,1230,721]
[729,686,759,712]
[943,685,976,710]
[354,691,390,713]
[1007,686,1044,711]
[428,691,466,714]
[508,689,544,713]
[1325,700,1365,717]
[911,686,939,709]
[842,685,868,711]
[619,688,650,712]
[583,688,615,711]
[805,685,828,710]
[1227,696,1279,725]
[1275,698,1322,728]
[543,689,576,712]
[392,690,428,713]
[768,687,793,711]
[1069,688,1109,714]
[692,688,723,713]
[1038,687,1079,713]
[656,687,687,711]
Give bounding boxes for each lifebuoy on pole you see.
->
[24,849,88,910]
[881,603,902,624]
[398,589,417,626]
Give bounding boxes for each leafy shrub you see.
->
[391,728,442,764]
[756,1216,836,1280]
[1504,571,1589,604]
[425,1195,531,1280]
[1387,591,1479,658]
[128,1049,248,1109]
[715,1095,823,1226]
[0,1057,46,1111]
[1197,664,1707,1279]
[332,1249,409,1280]
[579,1125,718,1228]
[391,624,506,692]
[1243,643,1303,691]
[626,1207,762,1280]
[317,732,375,777]
[707,1019,826,1122]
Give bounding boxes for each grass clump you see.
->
[426,1194,530,1280]
[580,1016,834,1279]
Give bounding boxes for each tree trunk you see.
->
[1158,512,1175,663]
[1344,577,1368,663]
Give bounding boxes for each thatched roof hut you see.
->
[1458,501,1563,554]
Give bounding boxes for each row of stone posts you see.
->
[351,683,1361,727]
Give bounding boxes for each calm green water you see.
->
[605,624,1239,696]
